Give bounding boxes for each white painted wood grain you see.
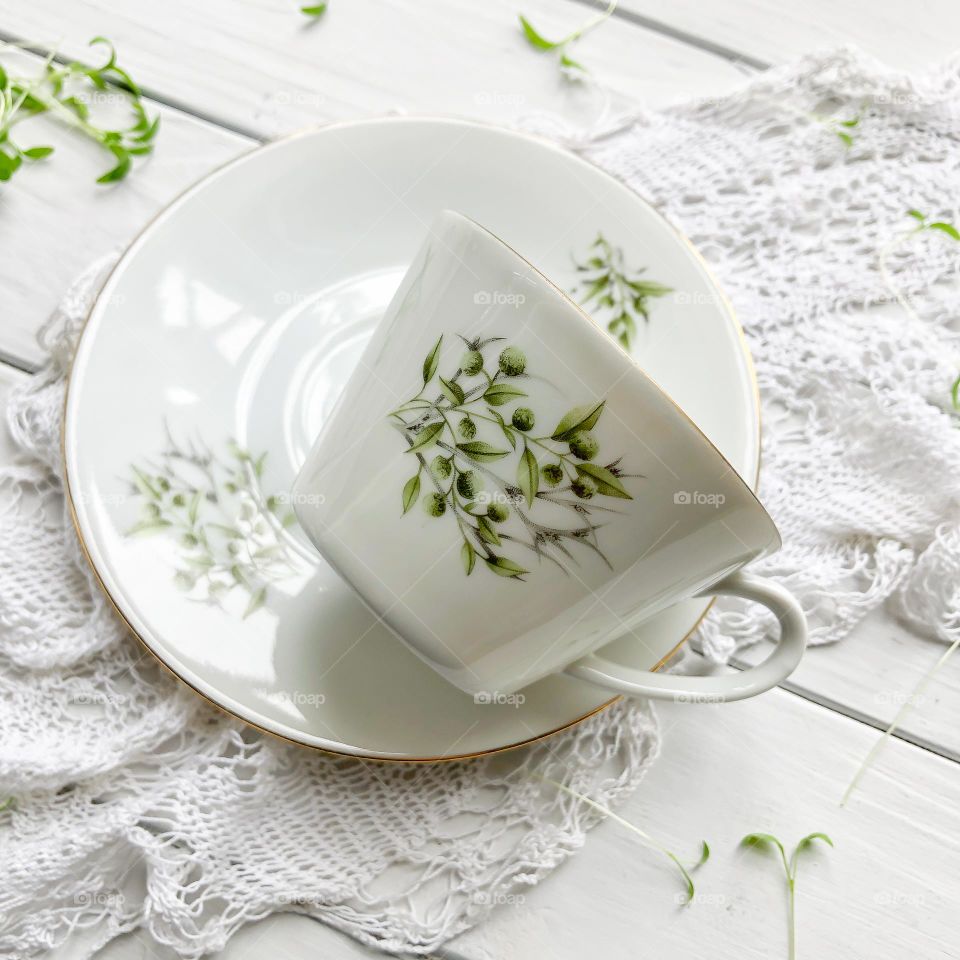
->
[0,0,746,138]
[451,688,960,960]
[738,606,960,763]
[604,0,960,70]
[0,49,253,371]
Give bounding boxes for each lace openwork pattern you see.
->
[2,47,959,957]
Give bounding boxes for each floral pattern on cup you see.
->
[386,333,640,581]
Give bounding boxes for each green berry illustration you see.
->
[541,463,564,487]
[456,470,479,499]
[430,455,452,479]
[572,476,597,500]
[487,503,510,523]
[423,492,447,517]
[460,349,483,375]
[568,430,599,461]
[458,416,477,440]
[498,346,526,377]
[172,492,186,507]
[511,407,535,431]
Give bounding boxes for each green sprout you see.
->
[518,0,617,78]
[0,37,159,184]
[537,774,710,903]
[741,832,833,960]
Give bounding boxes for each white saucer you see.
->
[64,117,758,761]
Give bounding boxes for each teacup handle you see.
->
[563,570,806,703]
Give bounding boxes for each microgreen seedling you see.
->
[300,3,328,17]
[0,36,158,184]
[518,0,617,78]
[537,774,710,903]
[741,832,833,960]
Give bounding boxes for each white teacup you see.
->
[293,211,805,703]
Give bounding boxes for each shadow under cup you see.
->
[293,211,780,697]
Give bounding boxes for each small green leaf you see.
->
[476,515,501,546]
[907,209,926,221]
[693,841,710,868]
[483,383,528,406]
[96,145,131,184]
[301,2,328,15]
[575,462,632,499]
[517,446,539,508]
[461,540,476,575]
[422,335,443,384]
[456,441,510,462]
[551,400,605,440]
[0,65,7,90]
[406,421,444,453]
[951,373,960,411]
[188,490,202,525]
[484,555,528,578]
[439,376,465,406]
[0,150,21,181]
[254,451,268,477]
[929,221,960,241]
[839,117,859,128]
[518,14,561,50]
[560,51,585,72]
[243,586,267,619]
[401,472,421,515]
[836,131,854,148]
[797,832,833,850]
[741,833,787,860]
[22,146,54,160]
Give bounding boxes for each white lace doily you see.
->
[2,46,959,958]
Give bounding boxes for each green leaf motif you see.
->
[461,540,476,575]
[401,473,421,515]
[22,146,54,160]
[300,2,328,15]
[422,335,443,384]
[551,401,605,440]
[243,586,267,619]
[487,408,517,450]
[484,556,528,579]
[439,376,465,405]
[575,462,632,499]
[483,383,527,406]
[406,421,443,453]
[477,515,502,546]
[456,441,510,462]
[517,446,539,508]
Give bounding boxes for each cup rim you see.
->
[439,208,782,556]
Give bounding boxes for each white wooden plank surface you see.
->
[0,0,747,137]
[0,50,253,371]
[595,0,960,70]
[738,607,960,763]
[452,689,960,960]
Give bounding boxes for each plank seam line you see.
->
[569,0,772,71]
